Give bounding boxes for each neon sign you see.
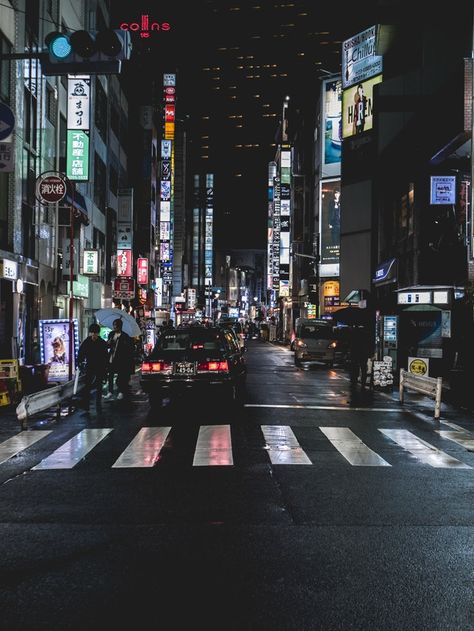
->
[119,15,171,38]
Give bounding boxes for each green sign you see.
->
[66,130,89,181]
[67,274,89,298]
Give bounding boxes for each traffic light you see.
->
[42,29,132,75]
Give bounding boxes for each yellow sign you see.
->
[323,280,340,297]
[408,357,429,376]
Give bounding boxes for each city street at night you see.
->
[1,1,474,628]
[1,340,474,629]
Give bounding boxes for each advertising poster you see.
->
[342,25,383,88]
[322,79,342,177]
[39,319,79,382]
[342,74,383,138]
[320,179,341,272]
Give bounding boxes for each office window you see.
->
[109,165,118,197]
[0,36,11,103]
[46,85,56,123]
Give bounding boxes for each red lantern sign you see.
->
[137,257,149,285]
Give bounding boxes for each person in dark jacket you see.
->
[349,325,373,390]
[104,318,134,400]
[77,323,109,412]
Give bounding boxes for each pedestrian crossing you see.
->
[0,424,473,471]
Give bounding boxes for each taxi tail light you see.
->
[141,361,172,373]
[197,360,229,372]
[328,341,337,349]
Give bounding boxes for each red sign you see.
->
[165,94,175,103]
[116,249,133,277]
[137,257,149,285]
[35,173,67,204]
[113,278,135,299]
[164,86,175,95]
[165,105,175,122]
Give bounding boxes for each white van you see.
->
[293,318,337,367]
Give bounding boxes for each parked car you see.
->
[217,318,246,352]
[293,318,339,368]
[140,326,247,408]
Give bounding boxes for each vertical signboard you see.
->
[319,179,341,277]
[66,76,90,181]
[342,74,383,138]
[137,258,149,285]
[204,174,214,314]
[272,176,281,291]
[267,161,277,291]
[279,148,291,296]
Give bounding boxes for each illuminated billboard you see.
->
[322,78,342,178]
[319,179,340,277]
[342,74,382,138]
[342,25,382,88]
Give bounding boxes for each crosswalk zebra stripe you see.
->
[193,425,234,466]
[319,427,391,466]
[261,425,312,465]
[32,429,113,470]
[112,427,171,468]
[437,430,474,453]
[379,429,471,469]
[0,431,51,465]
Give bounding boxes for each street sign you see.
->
[113,278,135,299]
[0,103,15,141]
[35,172,67,204]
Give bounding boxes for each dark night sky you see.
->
[111,0,405,249]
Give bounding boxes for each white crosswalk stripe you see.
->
[193,425,234,466]
[320,427,391,466]
[32,429,113,470]
[437,429,474,453]
[261,425,312,465]
[0,431,51,465]
[379,429,471,469]
[113,427,171,468]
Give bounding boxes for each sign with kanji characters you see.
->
[82,249,100,275]
[0,259,18,280]
[62,238,80,278]
[66,130,89,181]
[67,76,90,130]
[137,258,149,285]
[113,278,135,300]
[35,172,67,204]
[117,223,132,248]
[116,249,133,277]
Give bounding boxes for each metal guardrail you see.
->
[16,375,85,429]
[399,369,443,420]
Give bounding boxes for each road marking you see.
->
[379,429,470,469]
[193,425,234,466]
[437,429,474,453]
[112,427,171,468]
[32,429,113,470]
[320,427,391,466]
[261,425,312,465]
[245,404,402,412]
[0,431,51,465]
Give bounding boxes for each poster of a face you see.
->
[39,319,79,382]
[320,180,341,266]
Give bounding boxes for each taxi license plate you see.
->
[175,362,195,375]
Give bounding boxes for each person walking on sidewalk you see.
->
[104,318,134,401]
[77,323,109,413]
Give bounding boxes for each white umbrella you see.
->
[94,308,142,337]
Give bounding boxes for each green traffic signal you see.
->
[45,32,72,60]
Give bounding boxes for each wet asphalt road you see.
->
[1,340,474,630]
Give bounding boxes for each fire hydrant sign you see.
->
[35,172,67,204]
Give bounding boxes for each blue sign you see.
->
[373,258,397,284]
[0,103,15,141]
